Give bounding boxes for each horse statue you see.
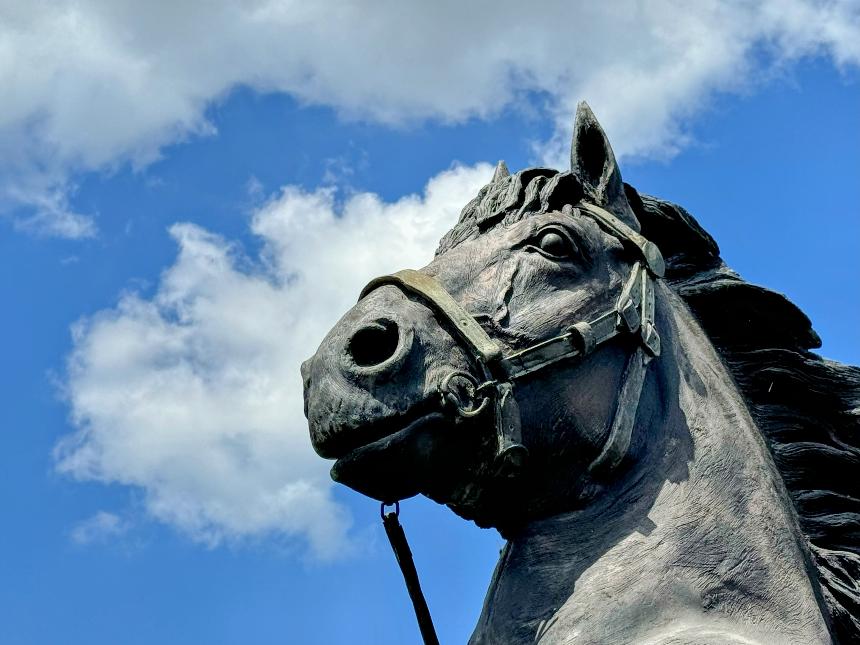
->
[301,103,860,644]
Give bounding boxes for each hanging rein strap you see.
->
[380,502,440,645]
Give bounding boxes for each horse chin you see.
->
[329,412,452,502]
[330,409,499,508]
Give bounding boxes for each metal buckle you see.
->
[439,371,492,418]
[617,298,641,333]
[380,500,400,518]
[616,261,643,333]
[642,322,661,357]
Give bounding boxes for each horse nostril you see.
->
[347,319,401,368]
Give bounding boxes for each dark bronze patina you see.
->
[302,103,860,644]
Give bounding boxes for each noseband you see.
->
[359,202,665,478]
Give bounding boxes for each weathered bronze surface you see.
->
[302,103,860,644]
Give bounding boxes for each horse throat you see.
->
[470,289,833,645]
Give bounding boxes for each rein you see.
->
[360,202,665,644]
[380,502,440,645]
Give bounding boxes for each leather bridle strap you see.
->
[496,260,658,380]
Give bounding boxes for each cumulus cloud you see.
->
[56,163,492,558]
[2,0,858,235]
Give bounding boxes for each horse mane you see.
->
[438,167,860,643]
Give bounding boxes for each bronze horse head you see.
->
[302,103,860,644]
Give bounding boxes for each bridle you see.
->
[358,202,665,644]
[360,201,665,478]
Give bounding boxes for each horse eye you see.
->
[537,230,572,258]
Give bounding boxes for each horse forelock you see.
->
[435,170,860,641]
[436,167,588,256]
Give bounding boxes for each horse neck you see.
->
[470,287,832,645]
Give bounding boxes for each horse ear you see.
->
[570,102,639,229]
[492,160,510,183]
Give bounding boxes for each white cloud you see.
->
[1,0,858,236]
[9,184,97,239]
[56,162,492,558]
[69,511,128,545]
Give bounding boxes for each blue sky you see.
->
[1,3,858,644]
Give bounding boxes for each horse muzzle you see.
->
[302,281,475,462]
